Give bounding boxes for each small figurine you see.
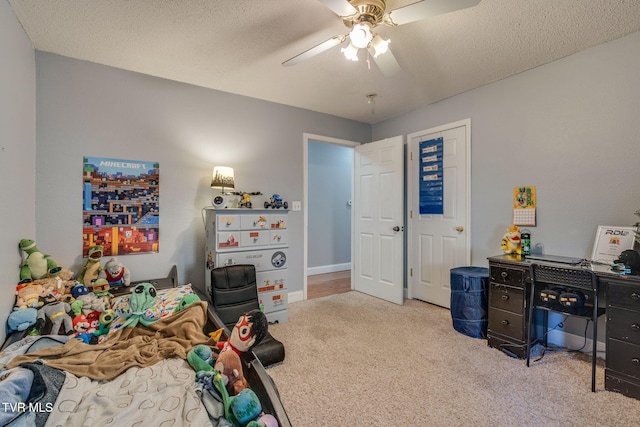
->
[264,194,288,210]
[500,225,522,255]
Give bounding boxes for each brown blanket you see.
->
[7,301,213,380]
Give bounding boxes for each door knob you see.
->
[455,226,464,232]
[393,226,403,232]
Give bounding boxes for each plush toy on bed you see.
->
[99,257,131,287]
[7,308,38,333]
[70,283,106,315]
[175,294,201,313]
[113,282,161,328]
[37,301,74,335]
[216,309,268,356]
[72,313,97,343]
[19,238,60,281]
[78,245,104,287]
[15,282,45,309]
[187,344,216,373]
[91,279,113,305]
[34,268,77,301]
[500,225,522,255]
[214,346,250,396]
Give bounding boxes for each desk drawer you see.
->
[489,283,524,313]
[607,281,640,310]
[488,307,524,341]
[607,338,640,380]
[605,369,640,400]
[607,306,640,345]
[490,266,524,287]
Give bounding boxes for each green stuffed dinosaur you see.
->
[19,239,59,281]
[212,371,264,427]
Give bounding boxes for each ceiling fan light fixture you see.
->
[371,34,390,57]
[349,22,373,49]
[341,42,359,61]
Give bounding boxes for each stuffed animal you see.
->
[99,257,131,287]
[211,370,275,427]
[214,346,250,396]
[187,344,216,373]
[500,225,522,255]
[93,309,115,338]
[216,310,268,356]
[7,308,38,333]
[37,301,73,335]
[78,245,104,287]
[19,239,59,281]
[15,282,44,309]
[34,268,77,300]
[175,294,201,313]
[72,313,96,343]
[70,283,106,315]
[91,279,113,305]
[113,282,161,328]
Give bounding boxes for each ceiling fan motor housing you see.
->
[349,0,386,26]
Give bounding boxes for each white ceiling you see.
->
[8,0,640,124]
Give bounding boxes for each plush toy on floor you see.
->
[19,239,60,281]
[78,245,104,287]
[500,225,522,255]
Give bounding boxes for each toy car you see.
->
[264,194,288,209]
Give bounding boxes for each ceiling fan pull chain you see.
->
[366,50,371,70]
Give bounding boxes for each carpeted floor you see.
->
[267,291,640,426]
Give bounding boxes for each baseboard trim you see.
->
[288,290,304,304]
[307,263,351,276]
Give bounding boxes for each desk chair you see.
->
[209,264,285,368]
[526,263,599,392]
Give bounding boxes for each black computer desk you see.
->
[487,254,640,399]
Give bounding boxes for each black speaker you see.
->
[559,290,588,315]
[538,287,565,309]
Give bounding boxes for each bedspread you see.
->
[44,357,211,427]
[6,302,213,380]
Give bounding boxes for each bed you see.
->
[0,266,291,427]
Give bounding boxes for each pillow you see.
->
[107,284,194,337]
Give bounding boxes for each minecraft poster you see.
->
[82,156,159,256]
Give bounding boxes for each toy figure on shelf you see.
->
[19,239,60,281]
[500,225,522,255]
[264,194,288,210]
[230,191,262,209]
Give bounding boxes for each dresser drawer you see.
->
[488,307,524,341]
[490,266,525,287]
[489,283,524,313]
[607,281,640,310]
[607,306,640,345]
[605,370,640,400]
[241,230,270,247]
[606,338,640,380]
[216,214,241,230]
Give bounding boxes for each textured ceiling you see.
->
[8,0,640,124]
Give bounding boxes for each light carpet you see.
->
[267,291,640,426]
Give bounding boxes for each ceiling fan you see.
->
[282,0,481,76]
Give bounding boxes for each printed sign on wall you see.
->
[83,156,159,256]
[419,138,444,215]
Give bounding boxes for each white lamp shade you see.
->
[211,166,235,191]
[341,43,360,61]
[349,23,373,49]
[371,35,390,57]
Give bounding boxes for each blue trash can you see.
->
[450,266,489,339]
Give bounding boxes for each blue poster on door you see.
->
[419,138,444,215]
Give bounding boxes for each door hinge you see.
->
[410,210,413,219]
[410,268,413,277]
[410,152,413,161]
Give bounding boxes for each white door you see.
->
[353,136,404,305]
[408,120,470,308]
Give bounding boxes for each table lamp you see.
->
[211,166,235,208]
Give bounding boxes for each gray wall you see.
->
[33,52,371,300]
[308,141,353,271]
[374,31,640,267]
[373,31,640,346]
[0,2,36,343]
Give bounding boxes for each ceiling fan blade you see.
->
[317,0,357,17]
[387,0,481,26]
[369,46,402,77]
[282,35,346,66]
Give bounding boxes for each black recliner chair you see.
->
[208,264,285,368]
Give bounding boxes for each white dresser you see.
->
[204,207,288,323]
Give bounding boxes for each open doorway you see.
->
[303,133,359,300]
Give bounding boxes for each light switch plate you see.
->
[292,201,302,211]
